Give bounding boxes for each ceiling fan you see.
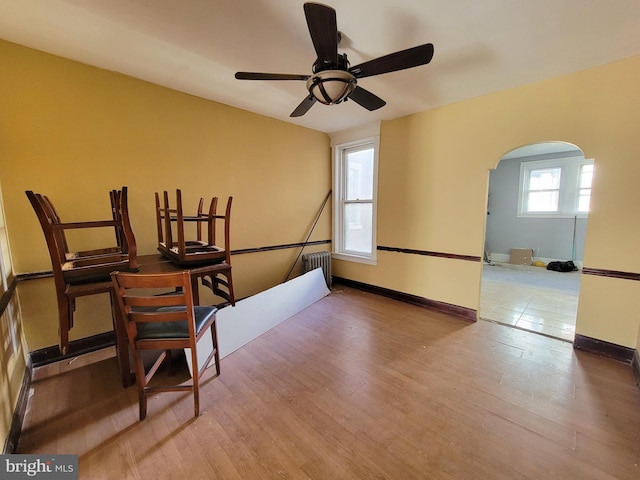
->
[235,2,434,117]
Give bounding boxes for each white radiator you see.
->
[302,251,331,288]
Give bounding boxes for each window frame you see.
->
[517,156,594,219]
[332,134,379,265]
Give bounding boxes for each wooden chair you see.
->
[110,270,221,420]
[155,190,235,306]
[26,187,138,360]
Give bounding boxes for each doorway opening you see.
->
[480,141,592,342]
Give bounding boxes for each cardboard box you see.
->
[510,248,533,265]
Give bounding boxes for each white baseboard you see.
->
[487,253,583,269]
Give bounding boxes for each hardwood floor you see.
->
[19,285,640,479]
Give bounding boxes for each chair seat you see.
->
[155,191,233,269]
[157,243,226,265]
[64,265,139,285]
[136,306,217,340]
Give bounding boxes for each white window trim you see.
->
[331,123,380,265]
[517,156,594,219]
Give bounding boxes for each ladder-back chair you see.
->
[26,187,138,360]
[110,270,220,420]
[155,190,235,306]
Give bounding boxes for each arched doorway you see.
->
[480,141,592,342]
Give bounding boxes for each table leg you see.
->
[190,276,201,305]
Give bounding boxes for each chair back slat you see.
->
[112,270,196,332]
[126,294,189,308]
[130,310,189,324]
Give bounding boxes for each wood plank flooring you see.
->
[18,285,640,479]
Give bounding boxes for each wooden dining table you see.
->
[113,253,230,387]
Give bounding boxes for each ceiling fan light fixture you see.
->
[306,70,356,105]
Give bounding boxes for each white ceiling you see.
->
[2,0,640,134]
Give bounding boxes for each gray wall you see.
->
[485,155,587,262]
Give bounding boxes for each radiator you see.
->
[302,251,332,289]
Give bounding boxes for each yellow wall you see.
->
[2,37,640,355]
[335,55,640,349]
[0,39,331,348]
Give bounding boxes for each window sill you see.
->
[516,213,589,219]
[332,252,377,265]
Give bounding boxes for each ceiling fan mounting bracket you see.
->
[312,52,350,74]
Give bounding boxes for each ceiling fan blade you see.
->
[304,2,338,66]
[348,86,386,111]
[349,43,434,79]
[235,72,310,81]
[290,95,317,117]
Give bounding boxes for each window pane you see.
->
[344,203,372,254]
[578,192,591,212]
[527,191,559,212]
[580,164,594,189]
[530,168,561,190]
[577,164,593,212]
[346,148,374,200]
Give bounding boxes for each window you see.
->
[0,182,11,291]
[526,167,561,212]
[518,156,594,218]
[332,134,379,264]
